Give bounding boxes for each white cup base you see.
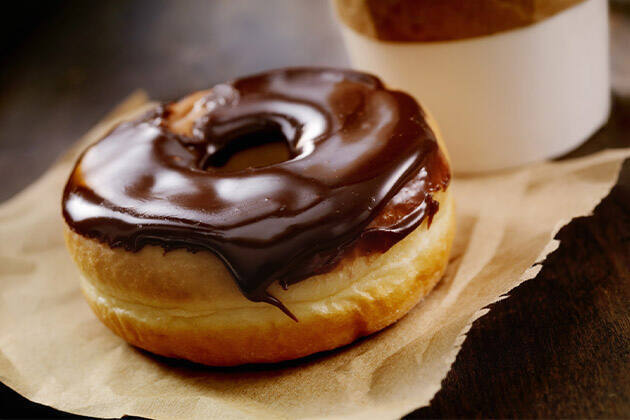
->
[340,0,611,173]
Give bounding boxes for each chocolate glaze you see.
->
[62,68,450,319]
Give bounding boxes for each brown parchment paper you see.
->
[0,92,628,419]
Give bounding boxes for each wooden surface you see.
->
[0,1,629,418]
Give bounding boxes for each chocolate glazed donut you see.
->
[63,68,454,365]
[63,68,449,318]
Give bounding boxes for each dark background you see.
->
[1,1,629,418]
[0,0,347,202]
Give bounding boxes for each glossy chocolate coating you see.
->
[62,68,450,318]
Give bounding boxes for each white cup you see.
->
[337,0,610,173]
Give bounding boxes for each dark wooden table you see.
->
[1,1,628,418]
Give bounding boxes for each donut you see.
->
[62,68,454,366]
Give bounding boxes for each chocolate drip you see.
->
[62,68,450,318]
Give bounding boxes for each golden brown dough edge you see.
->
[65,188,453,366]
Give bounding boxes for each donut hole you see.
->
[203,127,292,171]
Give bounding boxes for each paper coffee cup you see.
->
[334,0,610,173]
